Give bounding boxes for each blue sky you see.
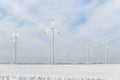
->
[0,0,120,64]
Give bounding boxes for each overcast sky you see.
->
[0,0,120,64]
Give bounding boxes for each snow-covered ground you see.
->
[0,64,120,80]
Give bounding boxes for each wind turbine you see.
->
[11,32,22,64]
[98,36,111,64]
[80,42,90,64]
[44,17,61,64]
[65,52,69,64]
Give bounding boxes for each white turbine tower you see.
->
[47,41,51,64]
[44,17,61,64]
[65,52,69,64]
[98,36,111,64]
[11,32,22,64]
[80,42,90,64]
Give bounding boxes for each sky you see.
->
[0,0,120,64]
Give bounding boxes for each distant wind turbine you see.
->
[11,32,22,64]
[80,42,90,64]
[44,17,61,64]
[98,36,112,64]
[65,52,69,64]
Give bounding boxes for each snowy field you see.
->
[0,64,120,80]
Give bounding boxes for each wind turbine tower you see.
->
[80,42,90,64]
[98,36,112,64]
[44,17,61,64]
[11,32,22,64]
[85,44,90,64]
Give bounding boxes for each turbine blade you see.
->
[11,32,15,37]
[106,36,111,43]
[44,29,51,34]
[11,32,22,38]
[98,40,105,45]
[51,17,54,28]
[54,29,61,35]
[54,29,58,33]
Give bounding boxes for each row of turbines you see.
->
[10,17,61,64]
[10,17,112,64]
[80,36,112,64]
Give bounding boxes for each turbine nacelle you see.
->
[11,32,22,38]
[51,17,55,28]
[11,32,22,46]
[105,36,111,43]
[85,45,89,49]
[44,17,61,36]
[97,36,112,46]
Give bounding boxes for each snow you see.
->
[0,64,120,80]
